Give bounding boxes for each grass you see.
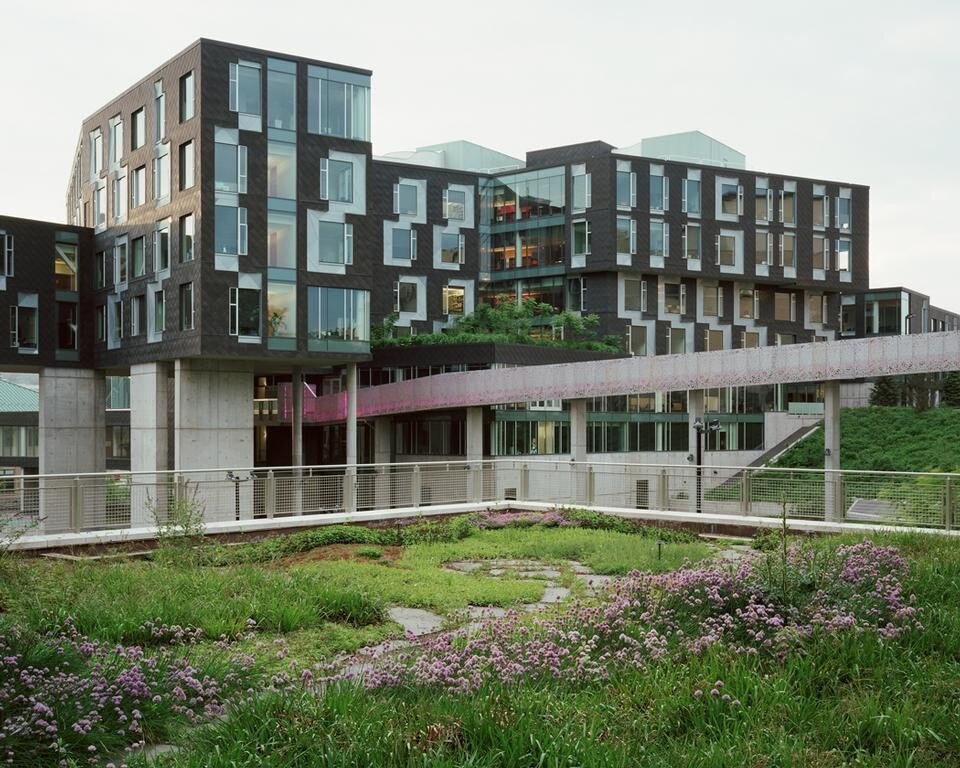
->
[130,531,960,768]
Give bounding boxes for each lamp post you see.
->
[226,471,251,521]
[692,417,720,514]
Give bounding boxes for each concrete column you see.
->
[345,363,357,467]
[568,398,588,504]
[823,380,842,521]
[174,359,254,522]
[291,366,303,468]
[687,389,705,515]
[38,368,106,532]
[130,362,171,526]
[373,416,393,510]
[466,407,484,502]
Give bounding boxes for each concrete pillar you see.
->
[38,368,106,532]
[688,389,705,515]
[174,359,254,522]
[466,407,484,502]
[291,366,303,468]
[568,399,588,504]
[823,381,842,521]
[373,416,393,509]
[130,362,171,526]
[344,363,358,513]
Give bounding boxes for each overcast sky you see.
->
[1,0,957,308]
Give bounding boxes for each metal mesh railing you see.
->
[3,460,956,538]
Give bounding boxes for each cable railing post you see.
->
[344,466,357,514]
[265,469,276,519]
[946,476,953,531]
[740,471,752,515]
[586,465,595,506]
[520,462,529,502]
[412,464,422,508]
[658,469,669,511]
[70,476,83,532]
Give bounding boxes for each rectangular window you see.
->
[811,235,826,270]
[57,302,77,350]
[155,222,170,272]
[153,153,170,200]
[616,170,636,209]
[153,80,165,142]
[391,228,417,261]
[268,211,297,268]
[95,305,106,342]
[215,141,247,194]
[131,108,145,150]
[669,327,686,355]
[308,286,371,341]
[394,183,418,215]
[572,220,591,256]
[812,189,829,228]
[131,295,144,336]
[179,71,195,122]
[108,118,123,166]
[307,69,371,140]
[10,305,38,350]
[780,183,796,224]
[442,285,465,315]
[112,174,127,221]
[683,223,700,260]
[739,289,758,319]
[716,234,736,266]
[572,172,591,211]
[808,293,824,323]
[705,329,724,351]
[54,242,78,291]
[721,183,740,215]
[616,217,636,255]
[153,289,165,333]
[649,171,668,212]
[229,287,261,337]
[566,277,586,312]
[94,184,106,229]
[131,236,145,277]
[229,61,262,116]
[320,158,354,203]
[780,233,795,268]
[444,188,466,219]
[114,241,128,284]
[131,166,146,208]
[742,331,760,348]
[111,301,123,341]
[215,205,247,255]
[90,129,103,176]
[836,239,852,271]
[836,195,852,231]
[179,213,195,262]
[95,251,106,288]
[316,220,354,265]
[0,232,12,277]
[179,141,195,190]
[664,283,686,315]
[627,325,646,356]
[267,142,296,199]
[775,291,796,322]
[649,220,668,260]
[441,232,465,264]
[682,178,701,215]
[703,285,723,317]
[395,281,418,313]
[755,181,771,221]
[755,231,771,265]
[267,66,296,131]
[624,278,646,312]
[179,283,194,330]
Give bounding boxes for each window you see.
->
[841,304,856,335]
[153,153,170,200]
[649,221,667,260]
[616,217,637,255]
[321,158,354,203]
[57,302,77,350]
[215,140,247,194]
[153,80,165,142]
[267,65,296,131]
[114,240,128,284]
[54,242,78,291]
[705,329,724,351]
[112,174,127,221]
[567,276,586,312]
[716,234,736,266]
[131,166,146,208]
[179,213,195,262]
[179,141,195,190]
[775,291,796,322]
[229,287,261,337]
[808,293,826,324]
[812,188,829,228]
[316,220,354,265]
[572,221,591,256]
[572,171,591,211]
[703,285,723,317]
[755,180,771,221]
[780,233,795,268]
[95,251,106,288]
[108,118,123,166]
[626,325,646,356]
[308,287,371,341]
[179,283,194,330]
[442,285,465,315]
[0,232,13,277]
[739,289,759,319]
[268,211,297,268]
[131,108,145,150]
[624,278,646,312]
[836,194,852,231]
[682,177,701,215]
[179,71,195,122]
[780,183,796,224]
[153,289,165,333]
[94,184,106,229]
[836,239,852,271]
[813,235,827,270]
[89,129,103,176]
[266,282,296,337]
[721,183,741,216]
[131,295,144,336]
[775,333,796,346]
[664,283,686,315]
[111,301,123,341]
[392,228,417,261]
[106,426,130,459]
[441,232,465,264]
[267,142,296,199]
[229,61,262,117]
[669,327,686,354]
[215,206,247,255]
[616,169,636,209]
[155,222,170,272]
[96,305,105,341]
[130,236,145,277]
[444,188,466,219]
[649,170,668,212]
[683,223,700,260]
[393,183,418,215]
[394,281,418,313]
[742,331,760,348]
[755,231,772,265]
[307,68,371,140]
[10,304,38,350]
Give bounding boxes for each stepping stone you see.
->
[540,586,570,603]
[488,568,506,576]
[446,561,482,572]
[567,561,593,574]
[518,569,561,579]
[387,607,445,636]
[466,606,510,619]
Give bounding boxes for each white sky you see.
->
[1,0,957,309]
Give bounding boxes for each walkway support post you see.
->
[345,363,358,514]
[374,416,392,510]
[466,407,484,502]
[569,399,587,503]
[823,381,842,521]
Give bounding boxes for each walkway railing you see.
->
[2,460,956,538]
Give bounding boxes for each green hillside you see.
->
[771,407,960,473]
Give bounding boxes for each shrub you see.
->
[357,546,384,559]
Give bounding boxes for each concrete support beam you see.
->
[345,363,357,467]
[374,416,393,510]
[466,407,484,502]
[823,381,842,521]
[569,399,587,463]
[688,389,705,514]
[130,362,171,526]
[291,366,303,468]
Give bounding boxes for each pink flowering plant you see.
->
[348,540,921,693]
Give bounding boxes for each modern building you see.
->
[0,38,956,478]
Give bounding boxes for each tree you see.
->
[869,376,901,407]
[904,373,935,413]
[942,371,960,407]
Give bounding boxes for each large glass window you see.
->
[616,217,635,255]
[54,242,78,291]
[649,172,667,212]
[155,222,170,272]
[755,231,771,265]
[775,291,796,322]
[179,282,194,330]
[441,232,464,264]
[153,81,166,142]
[131,108,145,150]
[664,283,685,315]
[215,142,246,194]
[153,153,170,199]
[268,211,297,268]
[131,236,145,277]
[230,61,261,116]
[572,172,591,211]
[57,302,77,350]
[683,223,700,260]
[267,282,296,337]
[836,239,851,271]
[308,287,371,341]
[445,188,466,219]
[616,169,635,209]
[179,213,194,262]
[442,285,465,315]
[392,228,416,261]
[683,178,700,215]
[721,183,739,215]
[781,233,795,268]
[717,234,735,266]
[395,183,418,215]
[179,141,195,190]
[267,142,296,199]
[572,221,590,256]
[395,281,418,313]
[813,235,826,270]
[267,67,296,130]
[229,287,261,337]
[837,196,852,231]
[114,241,128,284]
[781,185,796,224]
[179,71,195,122]
[491,168,564,223]
[755,181,769,221]
[215,205,238,254]
[703,285,722,317]
[316,220,353,265]
[321,158,353,203]
[739,289,757,319]
[131,166,146,208]
[624,278,645,312]
[308,68,371,141]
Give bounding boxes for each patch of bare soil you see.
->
[273,544,403,568]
